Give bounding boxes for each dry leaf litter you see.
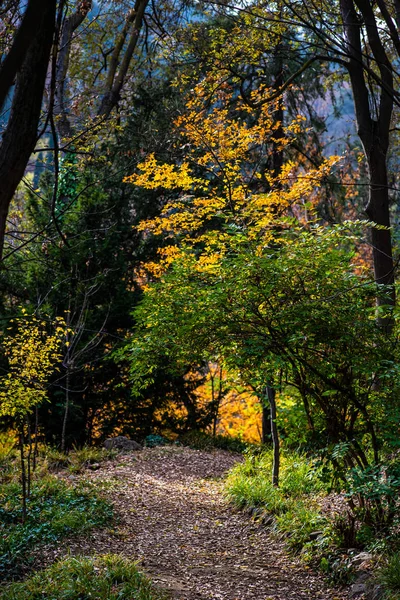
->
[40,446,349,600]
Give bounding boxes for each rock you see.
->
[351,552,374,567]
[104,436,142,452]
[350,583,367,598]
[88,462,100,470]
[251,507,264,520]
[309,530,324,540]
[354,572,370,585]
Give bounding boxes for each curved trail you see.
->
[55,447,348,600]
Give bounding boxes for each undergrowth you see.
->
[226,449,329,553]
[377,552,400,600]
[179,430,250,453]
[0,436,115,579]
[0,555,163,600]
[40,445,117,474]
[226,448,400,592]
[0,476,113,579]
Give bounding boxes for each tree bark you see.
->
[0,0,48,112]
[340,0,395,317]
[98,0,149,117]
[0,0,56,262]
[61,369,70,452]
[55,1,93,139]
[261,404,271,443]
[266,385,279,487]
[19,427,27,522]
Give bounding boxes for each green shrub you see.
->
[0,433,18,484]
[378,552,400,600]
[0,555,163,600]
[275,501,327,551]
[0,476,112,578]
[144,434,168,447]
[40,444,117,474]
[179,431,250,453]
[226,449,329,553]
[227,449,324,501]
[345,462,400,529]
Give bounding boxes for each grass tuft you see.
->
[378,552,400,600]
[225,449,328,551]
[0,554,163,600]
[179,431,250,453]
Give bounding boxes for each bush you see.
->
[0,555,163,600]
[179,431,250,453]
[344,462,400,529]
[0,476,112,578]
[42,445,117,474]
[226,450,329,552]
[144,435,168,448]
[378,552,400,600]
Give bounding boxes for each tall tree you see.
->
[0,0,152,263]
[0,0,56,262]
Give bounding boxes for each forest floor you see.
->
[39,446,348,600]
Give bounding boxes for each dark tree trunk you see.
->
[0,0,48,112]
[19,428,27,522]
[55,1,93,140]
[0,0,56,262]
[340,0,395,316]
[266,385,280,487]
[261,404,271,443]
[365,150,395,312]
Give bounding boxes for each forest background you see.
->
[1,0,400,583]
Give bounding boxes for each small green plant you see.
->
[345,462,400,528]
[275,502,328,551]
[226,450,329,554]
[179,431,249,453]
[0,555,163,600]
[144,434,168,447]
[40,444,116,473]
[378,552,400,600]
[0,476,112,578]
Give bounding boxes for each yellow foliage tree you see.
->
[124,82,340,278]
[0,311,67,519]
[124,77,341,443]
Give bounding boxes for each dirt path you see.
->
[54,447,348,600]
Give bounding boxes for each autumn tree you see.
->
[206,0,400,314]
[0,312,65,519]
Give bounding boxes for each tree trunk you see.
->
[33,406,39,472]
[19,427,27,522]
[266,385,279,487]
[340,0,395,315]
[0,1,56,262]
[365,149,395,324]
[261,404,271,444]
[61,369,70,452]
[0,0,48,112]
